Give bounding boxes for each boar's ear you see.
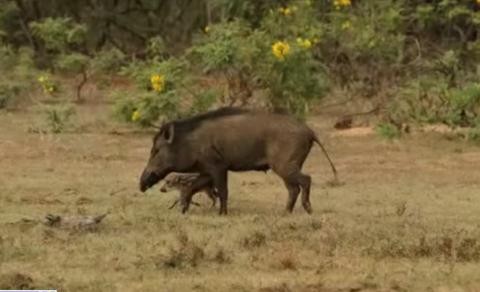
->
[163,123,175,144]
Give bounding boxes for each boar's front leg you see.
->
[215,170,229,215]
[204,167,228,215]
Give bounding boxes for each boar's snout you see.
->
[139,169,162,192]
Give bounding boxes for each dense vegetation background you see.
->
[2,0,480,137]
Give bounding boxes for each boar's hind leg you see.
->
[277,169,312,214]
[205,188,217,207]
[283,179,301,213]
[297,173,312,214]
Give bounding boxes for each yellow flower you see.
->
[278,7,292,16]
[150,74,165,92]
[297,38,312,49]
[341,20,351,30]
[150,74,163,84]
[272,41,290,60]
[204,25,210,33]
[333,0,351,9]
[47,86,54,93]
[38,76,47,83]
[131,110,141,122]
[303,39,312,49]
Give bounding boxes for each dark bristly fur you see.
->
[140,106,338,215]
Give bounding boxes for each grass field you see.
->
[2,103,480,291]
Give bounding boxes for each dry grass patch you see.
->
[3,106,480,290]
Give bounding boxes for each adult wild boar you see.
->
[139,107,337,215]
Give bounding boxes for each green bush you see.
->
[389,76,480,128]
[36,73,59,95]
[112,57,191,127]
[189,3,329,118]
[445,83,480,127]
[0,84,20,109]
[375,122,401,140]
[188,88,219,115]
[0,46,39,108]
[30,17,91,101]
[28,104,77,134]
[0,44,16,71]
[389,76,450,125]
[30,17,86,52]
[91,48,126,74]
[43,104,76,133]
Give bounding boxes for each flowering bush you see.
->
[37,75,57,95]
[150,74,166,93]
[189,2,328,118]
[113,57,193,127]
[271,41,290,61]
[333,0,351,10]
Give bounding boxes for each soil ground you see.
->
[2,103,480,291]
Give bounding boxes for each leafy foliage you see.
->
[30,18,87,52]
[189,5,329,118]
[375,122,401,140]
[0,84,20,109]
[2,0,480,129]
[112,57,190,127]
[28,104,77,134]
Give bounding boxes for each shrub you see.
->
[188,88,219,115]
[0,46,38,108]
[0,43,16,71]
[389,77,480,128]
[189,3,329,118]
[30,17,90,101]
[466,127,480,143]
[0,84,21,109]
[113,57,190,127]
[36,74,58,96]
[375,122,401,140]
[111,93,137,124]
[41,104,76,133]
[90,48,126,74]
[388,76,450,125]
[30,17,86,52]
[445,83,480,127]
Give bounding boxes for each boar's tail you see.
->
[312,135,338,181]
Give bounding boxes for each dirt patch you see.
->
[331,127,375,137]
[0,272,35,290]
